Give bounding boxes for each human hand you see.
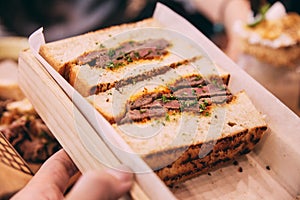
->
[11,149,134,200]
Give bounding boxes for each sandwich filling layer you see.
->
[76,38,170,69]
[120,75,232,124]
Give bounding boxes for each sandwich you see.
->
[236,2,300,67]
[39,17,267,186]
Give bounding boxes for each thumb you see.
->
[65,166,133,200]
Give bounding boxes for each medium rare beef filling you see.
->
[77,38,170,69]
[90,56,200,95]
[119,75,232,124]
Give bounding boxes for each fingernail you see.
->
[105,165,133,182]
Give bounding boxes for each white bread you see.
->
[71,52,230,97]
[112,91,267,185]
[39,18,162,76]
[114,91,265,155]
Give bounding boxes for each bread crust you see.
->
[39,18,161,77]
[154,126,267,186]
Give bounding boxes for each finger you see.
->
[31,149,78,192]
[66,166,133,200]
[12,149,78,200]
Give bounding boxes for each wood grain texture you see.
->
[18,50,176,200]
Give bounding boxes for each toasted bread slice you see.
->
[39,18,162,76]
[113,91,267,186]
[70,54,201,97]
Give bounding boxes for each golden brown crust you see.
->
[39,18,160,77]
[153,126,267,186]
[112,91,268,186]
[39,46,65,74]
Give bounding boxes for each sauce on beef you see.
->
[77,39,170,70]
[119,75,233,124]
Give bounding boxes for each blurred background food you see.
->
[0,37,61,164]
[234,1,300,116]
[236,2,300,67]
[0,36,61,199]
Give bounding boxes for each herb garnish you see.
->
[165,113,170,121]
[247,3,270,27]
[162,95,168,103]
[108,49,116,59]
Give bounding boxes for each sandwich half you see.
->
[88,69,267,186]
[39,17,267,186]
